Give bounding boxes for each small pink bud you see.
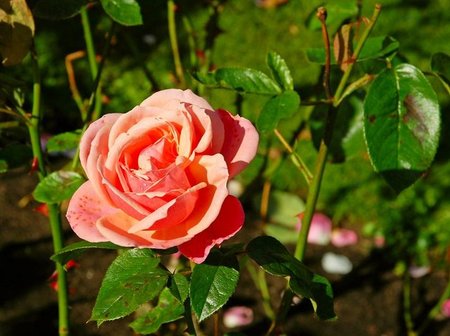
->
[441,299,450,318]
[223,306,254,328]
[331,228,358,247]
[296,212,332,246]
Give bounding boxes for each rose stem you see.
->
[71,18,116,171]
[270,5,382,334]
[403,272,417,336]
[28,42,70,336]
[80,6,102,121]
[168,0,186,87]
[245,259,275,320]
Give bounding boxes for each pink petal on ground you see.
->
[331,228,358,247]
[79,113,121,173]
[178,195,244,263]
[66,181,116,242]
[296,212,332,246]
[408,265,431,278]
[223,306,254,328]
[217,109,259,178]
[441,299,450,318]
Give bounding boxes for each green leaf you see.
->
[190,249,240,322]
[169,273,189,303]
[32,0,87,20]
[247,236,336,320]
[100,0,143,26]
[46,130,81,153]
[0,0,35,66]
[129,288,184,335]
[306,36,398,65]
[91,249,169,325]
[51,241,120,264]
[364,64,441,191]
[194,68,281,95]
[257,91,300,133]
[33,171,84,203]
[267,51,294,91]
[0,143,32,172]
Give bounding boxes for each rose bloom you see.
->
[66,89,258,263]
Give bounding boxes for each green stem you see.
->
[168,0,186,87]
[80,5,102,121]
[246,261,275,320]
[271,5,383,333]
[417,277,450,335]
[28,43,70,336]
[403,272,417,336]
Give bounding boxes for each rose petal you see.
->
[66,181,116,242]
[96,211,151,247]
[178,195,244,263]
[149,154,229,242]
[141,89,213,111]
[217,109,259,178]
[80,114,121,173]
[128,182,206,233]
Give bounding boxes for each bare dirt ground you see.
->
[1,169,449,336]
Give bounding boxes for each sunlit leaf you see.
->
[0,0,35,66]
[190,249,239,321]
[100,0,143,26]
[194,68,281,95]
[33,171,85,203]
[363,64,440,191]
[267,51,294,91]
[91,249,169,325]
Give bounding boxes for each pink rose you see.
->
[66,89,258,263]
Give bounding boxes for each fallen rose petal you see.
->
[321,252,353,275]
[297,212,332,246]
[441,299,450,318]
[223,306,254,328]
[408,265,431,278]
[331,228,358,247]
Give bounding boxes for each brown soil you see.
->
[1,170,449,336]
